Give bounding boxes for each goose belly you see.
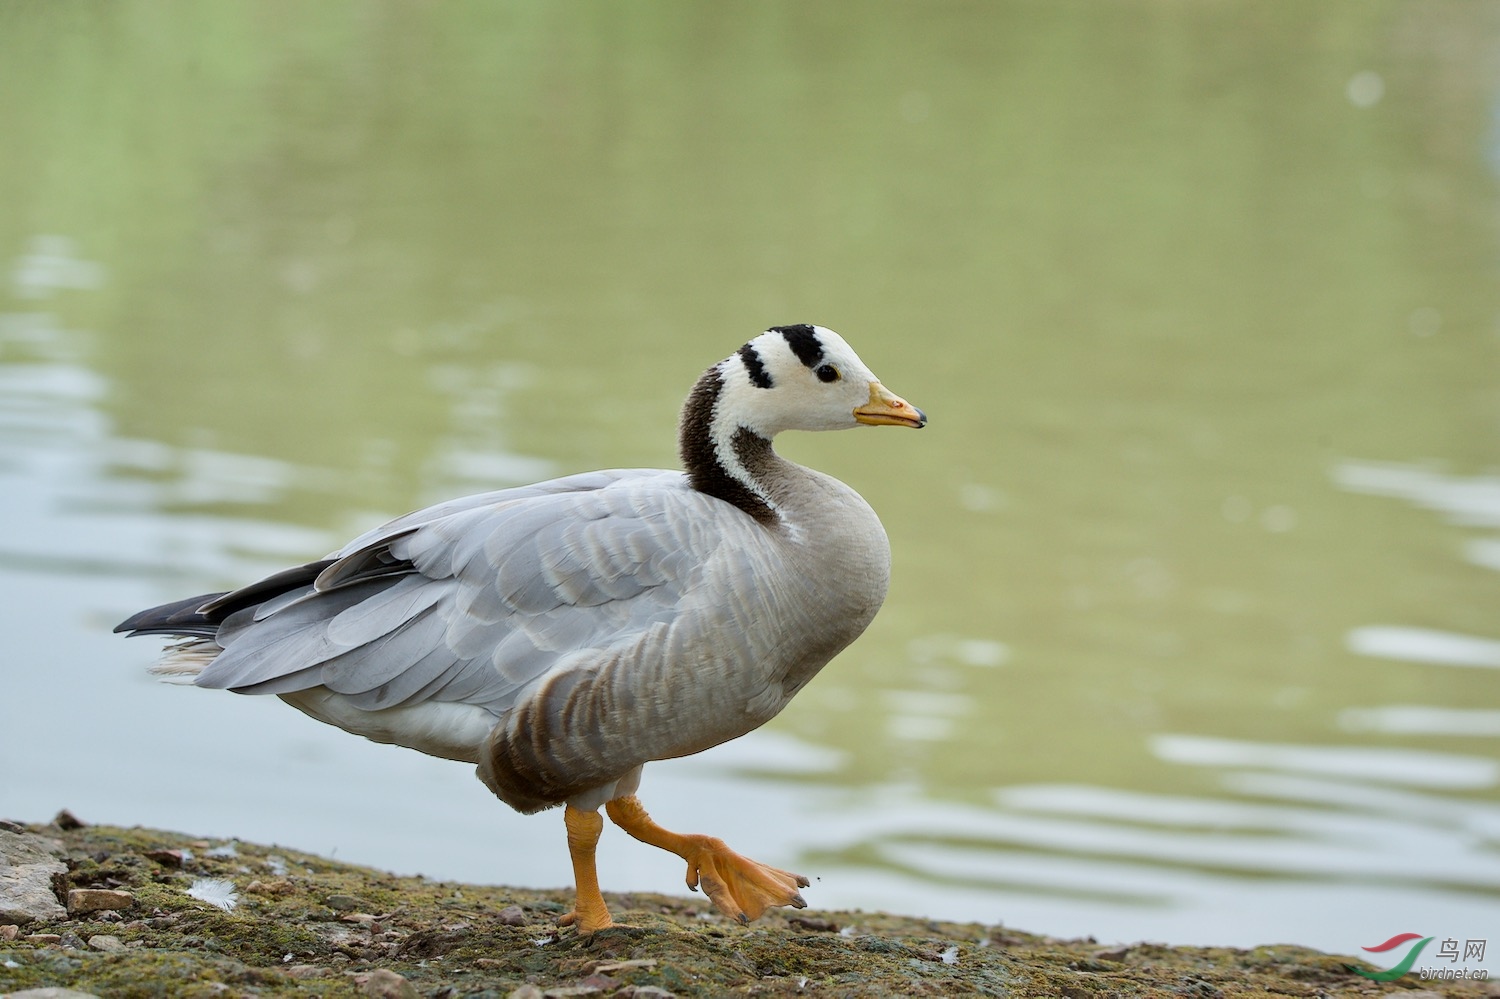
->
[476,563,883,814]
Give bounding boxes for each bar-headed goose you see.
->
[117,323,925,932]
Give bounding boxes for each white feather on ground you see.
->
[185,877,239,912]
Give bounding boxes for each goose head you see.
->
[711,324,927,438]
[680,324,924,519]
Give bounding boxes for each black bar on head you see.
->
[770,324,823,368]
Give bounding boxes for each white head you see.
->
[711,324,925,438]
[679,325,924,519]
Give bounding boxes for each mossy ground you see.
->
[0,819,1490,998]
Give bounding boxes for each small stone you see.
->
[6,989,104,999]
[354,968,419,999]
[51,810,85,831]
[1094,945,1132,962]
[67,889,134,914]
[237,967,287,987]
[87,934,125,953]
[26,933,62,944]
[1,924,18,940]
[508,987,544,999]
[496,904,527,925]
[145,849,185,868]
[325,893,364,911]
[579,974,620,991]
[593,959,658,973]
[285,965,330,979]
[246,878,295,896]
[788,916,839,933]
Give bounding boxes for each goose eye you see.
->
[815,364,840,383]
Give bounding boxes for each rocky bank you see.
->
[0,813,1489,998]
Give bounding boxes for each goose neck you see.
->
[679,369,794,522]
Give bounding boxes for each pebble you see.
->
[593,959,657,973]
[787,916,839,933]
[354,967,419,998]
[145,849,185,867]
[86,934,125,953]
[579,974,620,991]
[51,810,86,831]
[496,904,528,925]
[6,989,102,999]
[285,964,330,979]
[1,924,18,940]
[66,889,134,915]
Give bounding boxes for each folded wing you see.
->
[193,469,729,721]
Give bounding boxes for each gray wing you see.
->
[193,468,737,717]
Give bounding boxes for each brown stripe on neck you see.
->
[679,369,778,522]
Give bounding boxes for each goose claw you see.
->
[683,836,810,924]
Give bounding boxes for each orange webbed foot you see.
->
[605,794,809,926]
[558,906,614,934]
[681,835,811,924]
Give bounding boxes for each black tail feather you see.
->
[114,558,338,639]
[197,559,337,618]
[113,592,229,637]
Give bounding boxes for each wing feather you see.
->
[324,575,444,647]
[194,469,731,734]
[197,583,379,689]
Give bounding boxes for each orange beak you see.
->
[853,382,926,428]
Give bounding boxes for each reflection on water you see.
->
[1335,460,1500,529]
[1341,705,1500,737]
[4,2,1500,970]
[11,236,104,300]
[1153,734,1498,790]
[1347,625,1500,669]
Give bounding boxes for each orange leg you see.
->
[557,805,615,933]
[605,795,809,924]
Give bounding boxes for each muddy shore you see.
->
[0,814,1488,998]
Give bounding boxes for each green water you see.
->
[4,2,1498,958]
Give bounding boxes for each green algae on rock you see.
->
[0,817,1489,998]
